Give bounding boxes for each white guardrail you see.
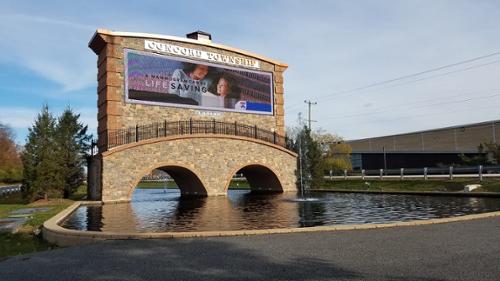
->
[326,174,500,180]
[0,184,22,196]
[326,165,500,181]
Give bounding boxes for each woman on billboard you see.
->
[168,63,212,105]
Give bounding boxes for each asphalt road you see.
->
[1,217,500,281]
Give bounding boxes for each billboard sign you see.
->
[144,40,260,69]
[125,49,274,115]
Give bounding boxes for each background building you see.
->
[348,120,499,170]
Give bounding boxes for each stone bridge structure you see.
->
[99,134,297,202]
[87,29,298,202]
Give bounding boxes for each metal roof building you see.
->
[347,120,499,169]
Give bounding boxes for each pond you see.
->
[61,189,500,232]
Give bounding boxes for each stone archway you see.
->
[128,163,208,199]
[226,164,284,193]
[99,135,297,202]
[155,166,207,197]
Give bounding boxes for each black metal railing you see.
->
[106,119,286,149]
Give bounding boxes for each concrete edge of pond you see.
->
[42,201,500,247]
[310,189,500,198]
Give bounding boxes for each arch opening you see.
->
[134,166,208,198]
[234,164,283,194]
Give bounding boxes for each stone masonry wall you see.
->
[100,135,297,202]
[93,33,286,152]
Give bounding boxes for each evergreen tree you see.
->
[459,144,489,166]
[461,142,500,166]
[303,127,324,188]
[55,107,92,198]
[288,125,324,189]
[484,142,500,164]
[22,105,63,200]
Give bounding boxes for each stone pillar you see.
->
[87,155,102,200]
[274,65,287,138]
[93,35,124,152]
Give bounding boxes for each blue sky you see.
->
[1,0,500,144]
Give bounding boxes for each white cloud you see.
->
[2,1,500,140]
[0,106,97,130]
[72,107,98,131]
[0,105,97,145]
[0,107,38,128]
[0,14,94,31]
[268,1,500,139]
[0,14,96,93]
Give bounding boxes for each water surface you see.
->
[61,189,500,232]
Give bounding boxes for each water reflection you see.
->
[62,189,500,233]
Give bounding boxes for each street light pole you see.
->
[383,146,387,174]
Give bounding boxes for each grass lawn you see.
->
[0,232,54,260]
[136,180,251,190]
[317,178,500,193]
[136,179,500,193]
[0,185,87,260]
[0,182,21,186]
[69,185,88,201]
[136,181,178,189]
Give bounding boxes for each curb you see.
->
[310,189,500,198]
[42,201,500,247]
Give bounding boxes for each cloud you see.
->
[270,1,500,139]
[72,107,98,131]
[0,106,97,130]
[0,14,94,31]
[2,1,500,141]
[0,13,97,93]
[0,107,38,128]
[0,105,97,144]
[24,58,96,92]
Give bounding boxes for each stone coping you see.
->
[102,134,297,158]
[43,201,500,247]
[310,189,500,197]
[89,29,288,67]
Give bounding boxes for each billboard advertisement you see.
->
[125,49,274,115]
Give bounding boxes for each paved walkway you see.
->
[1,217,500,281]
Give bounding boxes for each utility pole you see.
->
[304,100,317,130]
[297,112,304,196]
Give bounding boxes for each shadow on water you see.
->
[62,189,500,233]
[297,199,327,227]
[86,205,103,231]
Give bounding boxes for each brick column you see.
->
[95,35,124,152]
[274,65,286,137]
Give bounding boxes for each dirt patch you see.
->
[29,199,74,207]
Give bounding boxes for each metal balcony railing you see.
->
[106,119,286,149]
